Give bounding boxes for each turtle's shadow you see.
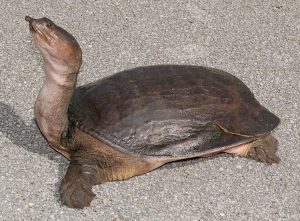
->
[0,102,68,180]
[0,102,225,205]
[0,101,221,171]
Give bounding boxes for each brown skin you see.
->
[25,16,280,209]
[26,16,164,208]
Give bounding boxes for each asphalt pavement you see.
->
[0,0,299,220]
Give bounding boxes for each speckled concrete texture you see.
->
[0,0,299,220]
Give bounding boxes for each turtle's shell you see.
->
[69,65,280,157]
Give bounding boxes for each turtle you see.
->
[25,16,281,209]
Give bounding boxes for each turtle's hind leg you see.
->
[247,135,281,164]
[225,134,280,164]
[59,154,98,209]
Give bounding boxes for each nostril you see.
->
[25,16,34,23]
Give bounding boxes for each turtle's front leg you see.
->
[59,146,163,208]
[59,156,99,209]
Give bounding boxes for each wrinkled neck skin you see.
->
[34,53,78,153]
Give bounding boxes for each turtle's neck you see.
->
[34,59,79,150]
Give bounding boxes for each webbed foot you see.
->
[225,134,280,164]
[59,159,97,209]
[247,135,281,164]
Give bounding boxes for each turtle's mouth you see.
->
[25,16,36,33]
[25,16,53,47]
[25,16,45,37]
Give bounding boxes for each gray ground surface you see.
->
[0,0,299,220]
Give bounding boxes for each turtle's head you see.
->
[25,16,82,74]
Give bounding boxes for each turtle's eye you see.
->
[46,22,53,28]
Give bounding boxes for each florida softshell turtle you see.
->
[25,16,280,208]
